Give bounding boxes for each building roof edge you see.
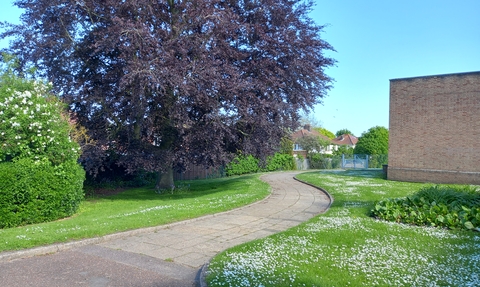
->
[390,71,480,82]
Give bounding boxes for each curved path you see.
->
[0,172,331,287]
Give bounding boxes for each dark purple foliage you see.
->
[1,0,335,184]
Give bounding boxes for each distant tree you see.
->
[353,126,389,155]
[299,113,323,129]
[318,136,333,153]
[336,129,353,137]
[279,136,294,155]
[296,135,318,157]
[1,0,335,189]
[333,145,354,157]
[314,127,335,139]
[297,134,330,157]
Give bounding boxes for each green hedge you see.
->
[264,153,296,172]
[226,153,295,176]
[226,155,259,176]
[0,158,85,228]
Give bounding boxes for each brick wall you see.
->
[388,71,480,184]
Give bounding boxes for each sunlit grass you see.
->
[206,170,480,287]
[0,174,270,252]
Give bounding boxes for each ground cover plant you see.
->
[372,185,480,231]
[0,174,269,252]
[206,170,480,287]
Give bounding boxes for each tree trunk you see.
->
[156,166,175,191]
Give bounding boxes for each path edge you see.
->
[198,173,333,287]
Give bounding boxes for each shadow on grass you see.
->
[87,174,260,202]
[320,168,385,178]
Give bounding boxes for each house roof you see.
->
[331,134,358,146]
[291,125,332,142]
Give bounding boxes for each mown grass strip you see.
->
[206,170,480,287]
[0,174,270,252]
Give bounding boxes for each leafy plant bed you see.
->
[206,170,480,287]
[371,185,480,231]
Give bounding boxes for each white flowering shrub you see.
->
[0,78,80,165]
[0,57,85,228]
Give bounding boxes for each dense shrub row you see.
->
[0,158,85,228]
[226,153,295,176]
[371,185,480,231]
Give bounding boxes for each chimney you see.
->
[304,124,311,131]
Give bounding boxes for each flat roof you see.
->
[390,71,480,82]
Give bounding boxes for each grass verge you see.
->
[0,174,270,252]
[206,170,480,287]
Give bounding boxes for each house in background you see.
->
[331,134,358,150]
[291,124,334,157]
[291,125,358,157]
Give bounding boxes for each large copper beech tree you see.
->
[1,0,335,189]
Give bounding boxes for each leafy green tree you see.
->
[333,145,354,157]
[314,127,335,139]
[353,126,389,155]
[279,136,294,155]
[336,129,353,137]
[297,135,331,157]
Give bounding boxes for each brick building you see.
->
[388,71,480,184]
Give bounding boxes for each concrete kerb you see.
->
[198,262,210,287]
[0,173,278,263]
[293,175,334,211]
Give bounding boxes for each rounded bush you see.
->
[0,158,85,228]
[265,153,295,171]
[0,78,80,165]
[226,155,259,176]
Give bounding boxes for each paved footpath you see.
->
[0,172,331,287]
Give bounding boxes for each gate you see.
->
[341,154,368,169]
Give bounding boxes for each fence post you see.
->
[366,155,369,169]
[342,154,345,168]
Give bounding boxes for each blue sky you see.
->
[310,0,480,136]
[1,1,479,136]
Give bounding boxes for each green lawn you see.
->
[0,174,270,252]
[206,170,480,287]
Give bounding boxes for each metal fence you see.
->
[342,154,388,169]
[297,154,388,170]
[173,165,225,181]
[342,154,367,168]
[174,154,389,180]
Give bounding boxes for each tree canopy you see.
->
[1,0,335,188]
[336,129,353,137]
[353,126,389,155]
[314,127,335,139]
[296,134,330,156]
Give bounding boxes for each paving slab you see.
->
[0,171,331,287]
